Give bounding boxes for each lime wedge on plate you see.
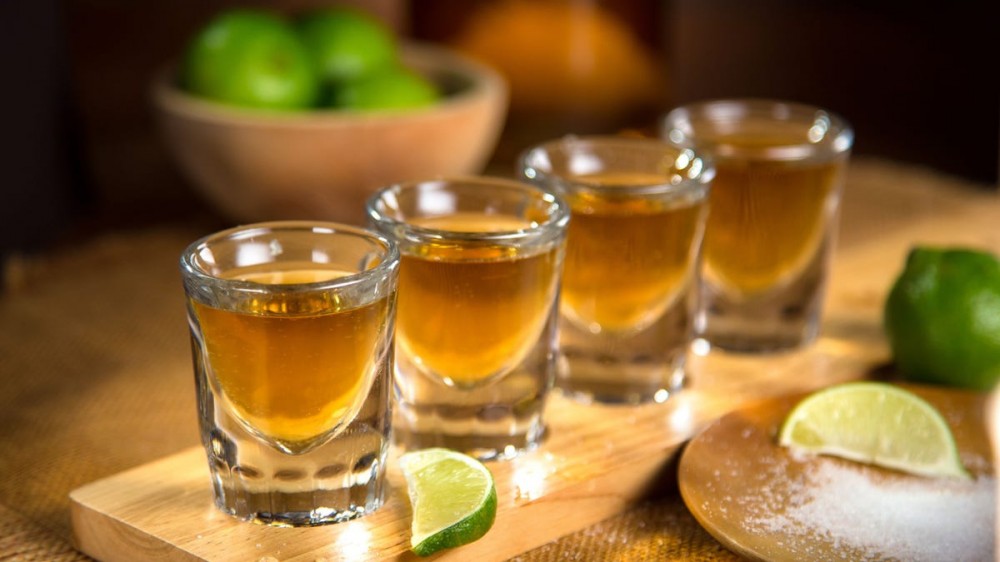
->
[400,448,498,556]
[778,382,970,479]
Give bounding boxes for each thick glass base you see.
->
[393,310,557,462]
[393,398,547,461]
[393,422,545,462]
[555,282,694,405]
[697,321,819,354]
[698,280,825,354]
[555,348,687,405]
[204,422,389,527]
[213,484,384,527]
[698,234,832,354]
[196,359,392,527]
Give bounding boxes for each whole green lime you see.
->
[180,9,319,110]
[295,7,398,85]
[884,246,1000,391]
[330,66,440,111]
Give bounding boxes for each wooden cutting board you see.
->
[69,333,878,562]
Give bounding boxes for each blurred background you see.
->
[1,0,996,257]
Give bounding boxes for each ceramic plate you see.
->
[678,384,995,562]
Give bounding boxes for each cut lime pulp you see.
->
[399,448,498,556]
[778,382,970,479]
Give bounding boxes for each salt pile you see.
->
[745,460,996,561]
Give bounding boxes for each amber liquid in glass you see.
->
[194,266,389,452]
[703,134,843,296]
[396,213,559,386]
[562,172,706,333]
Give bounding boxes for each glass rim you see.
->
[179,220,400,293]
[365,176,571,243]
[661,98,854,160]
[518,135,715,197]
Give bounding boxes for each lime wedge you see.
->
[778,382,970,479]
[399,448,498,556]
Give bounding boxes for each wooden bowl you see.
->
[153,43,508,225]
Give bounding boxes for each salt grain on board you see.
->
[744,460,996,562]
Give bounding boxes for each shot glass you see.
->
[180,221,399,526]
[519,136,712,405]
[366,177,569,461]
[662,99,854,352]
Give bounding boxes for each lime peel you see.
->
[400,448,498,557]
[778,382,970,480]
[884,246,1000,391]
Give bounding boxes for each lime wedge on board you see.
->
[400,448,498,556]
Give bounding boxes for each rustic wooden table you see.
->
[1,158,997,561]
